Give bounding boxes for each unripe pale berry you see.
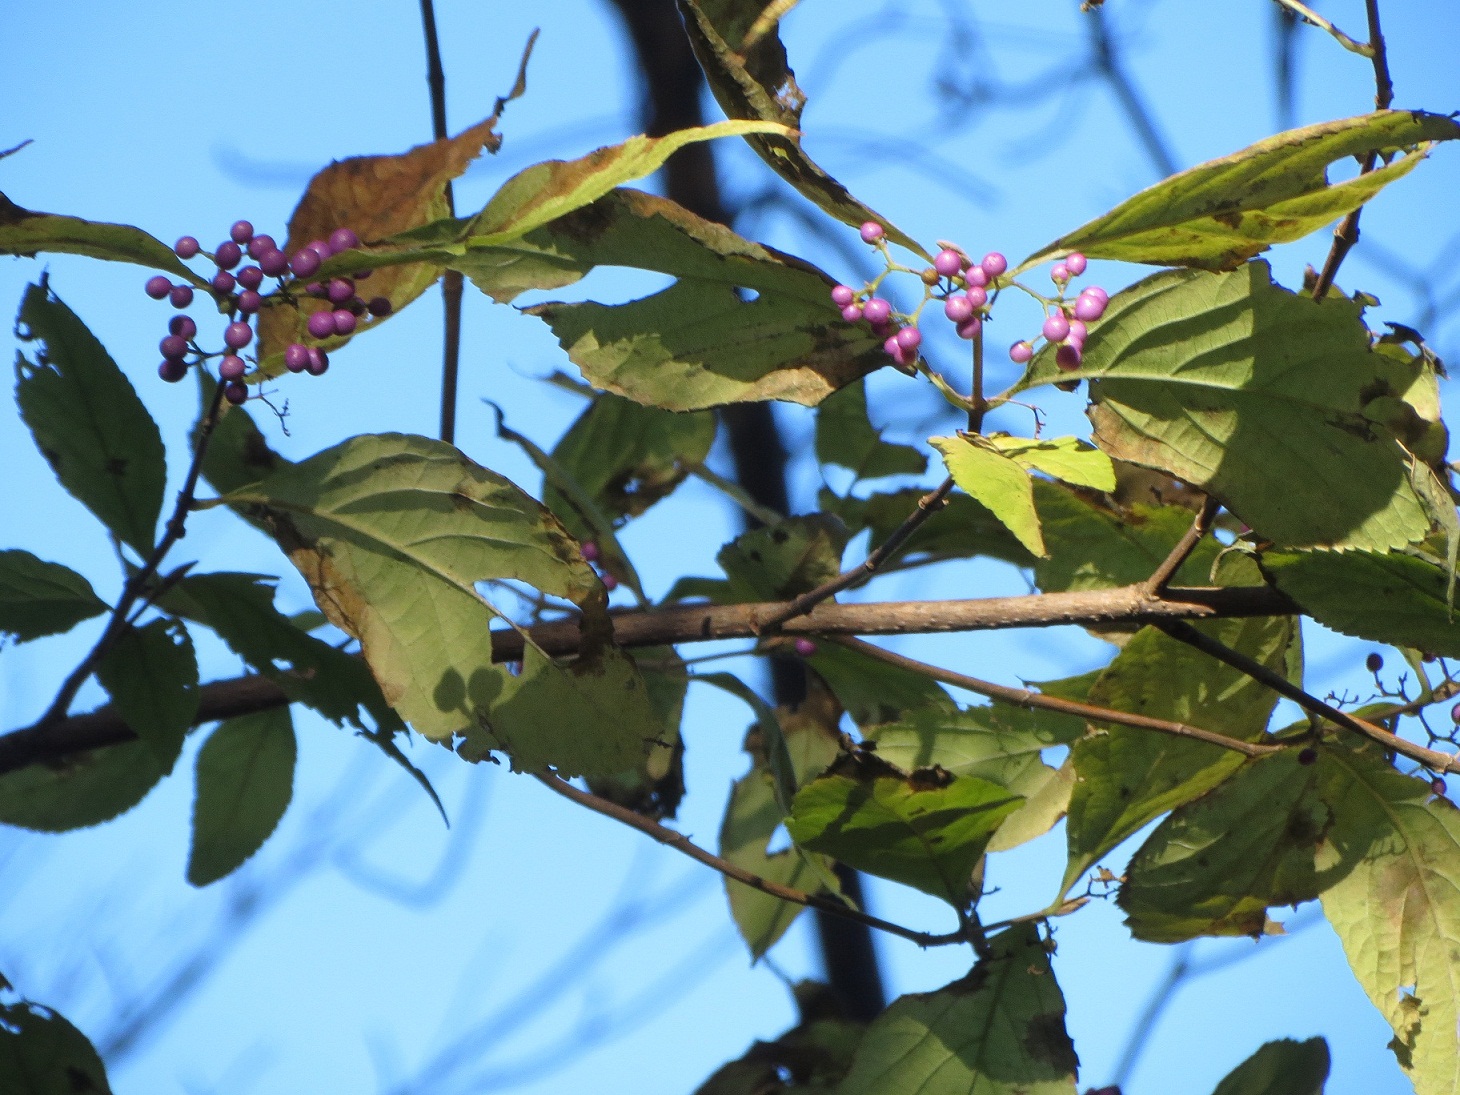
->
[223,380,248,405]
[169,285,194,309]
[894,326,922,352]
[920,267,940,287]
[160,334,188,359]
[1042,313,1071,341]
[367,296,392,317]
[1009,341,1033,364]
[1065,252,1087,276]
[980,251,1008,277]
[219,354,246,381]
[238,289,262,314]
[841,303,863,323]
[284,343,310,372]
[174,236,200,259]
[944,295,975,323]
[290,249,322,278]
[229,220,254,244]
[211,271,236,294]
[1366,652,1383,673]
[863,298,892,326]
[224,321,253,349]
[955,316,982,340]
[145,275,172,299]
[328,226,360,253]
[581,540,600,563]
[214,241,242,269]
[237,265,264,290]
[332,308,357,335]
[1051,263,1069,284]
[831,284,856,307]
[1055,344,1082,371]
[964,285,987,309]
[168,315,197,339]
[793,637,818,657]
[307,310,336,339]
[258,249,289,277]
[859,221,885,243]
[1073,293,1107,322]
[158,358,189,383]
[933,249,963,277]
[305,347,329,375]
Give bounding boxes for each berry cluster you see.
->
[579,540,619,591]
[1007,253,1108,373]
[143,219,393,404]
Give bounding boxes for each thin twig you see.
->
[419,0,463,445]
[755,476,956,632]
[30,381,228,730]
[969,329,987,433]
[535,772,964,948]
[1270,0,1375,56]
[1155,620,1460,775]
[1144,496,1220,595]
[834,637,1281,759]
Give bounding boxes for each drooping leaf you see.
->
[787,752,1022,906]
[0,550,107,642]
[1019,263,1433,552]
[187,707,297,886]
[805,641,954,727]
[0,736,178,832]
[675,0,929,259]
[1262,549,1460,658]
[931,434,1045,557]
[95,618,198,764]
[1019,110,1460,272]
[14,281,165,557]
[0,189,198,283]
[0,996,113,1094]
[718,514,849,602]
[815,380,927,480]
[1211,1038,1330,1095]
[823,487,1035,570]
[1321,748,1460,1095]
[836,923,1079,1095]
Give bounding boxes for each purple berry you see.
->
[211,271,236,294]
[863,298,892,326]
[980,252,1008,278]
[1067,319,1088,348]
[602,571,619,592]
[1073,292,1107,322]
[236,265,264,290]
[933,249,963,278]
[258,249,289,278]
[327,278,355,303]
[168,315,197,339]
[169,284,194,309]
[290,249,322,278]
[306,238,333,259]
[145,275,172,300]
[174,236,200,259]
[159,334,188,359]
[1042,313,1071,341]
[840,303,864,322]
[964,285,988,309]
[328,227,360,252]
[332,308,357,335]
[955,316,982,340]
[1009,341,1034,364]
[1051,263,1070,284]
[305,282,325,296]
[963,265,989,288]
[224,321,253,349]
[581,540,601,563]
[307,311,336,339]
[831,284,856,307]
[284,343,310,373]
[214,241,242,269]
[158,358,189,383]
[1366,652,1384,673]
[367,297,392,318]
[305,347,329,375]
[219,354,247,381]
[1452,702,1460,726]
[859,221,885,244]
[1297,747,1318,766]
[345,296,368,316]
[1434,778,1449,796]
[229,220,254,244]
[793,637,818,657]
[223,380,248,405]
[1056,344,1083,371]
[1066,252,1088,276]
[894,326,922,352]
[246,233,276,259]
[354,269,373,280]
[238,289,262,314]
[944,295,975,323]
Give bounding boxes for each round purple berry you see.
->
[367,296,392,318]
[305,347,329,376]
[345,296,368,317]
[168,315,197,339]
[327,278,355,304]
[229,220,254,244]
[955,316,982,340]
[1073,292,1107,322]
[863,297,892,326]
[1055,344,1083,371]
[581,540,601,563]
[980,252,1008,278]
[963,265,989,288]
[840,303,864,322]
[328,227,361,253]
[1065,252,1088,277]
[290,249,322,278]
[1297,747,1318,766]
[223,380,248,405]
[332,308,357,335]
[224,321,253,349]
[894,326,922,353]
[258,249,289,277]
[1009,341,1034,364]
[246,233,276,259]
[1366,652,1384,673]
[307,311,336,339]
[831,284,856,308]
[944,296,975,323]
[305,282,325,297]
[1051,264,1070,285]
[883,334,906,361]
[145,275,172,300]
[214,241,242,269]
[211,271,236,294]
[218,354,247,381]
[1451,702,1460,726]
[174,236,200,259]
[236,265,264,290]
[158,358,189,383]
[159,334,188,360]
[238,289,263,314]
[284,343,310,373]
[859,221,885,244]
[933,249,963,278]
[964,285,988,309]
[1433,778,1449,797]
[601,571,619,592]
[1042,313,1071,342]
[169,284,194,309]
[1067,319,1088,349]
[306,238,333,259]
[793,637,818,657]
[354,269,374,280]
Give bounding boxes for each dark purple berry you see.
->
[859,221,885,244]
[307,310,336,339]
[238,289,262,314]
[328,226,360,253]
[332,308,357,335]
[1073,293,1106,322]
[1297,747,1318,766]
[367,296,392,318]
[894,326,922,353]
[1450,701,1460,725]
[246,233,276,259]
[169,284,194,309]
[840,303,863,323]
[327,278,355,303]
[258,249,289,277]
[284,343,310,373]
[168,315,197,339]
[218,354,246,381]
[933,249,963,278]
[223,379,248,405]
[955,316,982,340]
[214,241,242,269]
[342,296,365,317]
[237,265,264,290]
[1433,777,1449,796]
[145,275,172,300]
[1366,652,1383,673]
[944,296,975,323]
[223,321,252,349]
[981,252,1008,277]
[793,637,818,657]
[1009,341,1034,364]
[211,271,236,294]
[863,298,892,326]
[229,220,254,244]
[174,236,200,259]
[159,334,188,359]
[831,284,856,307]
[581,540,600,563]
[1042,313,1071,341]
[353,269,373,280]
[290,249,322,278]
[1055,344,1083,371]
[1066,252,1088,276]
[305,347,328,375]
[305,281,325,296]
[158,358,189,382]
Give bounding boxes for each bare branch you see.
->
[1143,495,1220,595]
[1270,0,1375,57]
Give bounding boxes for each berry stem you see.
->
[968,325,987,433]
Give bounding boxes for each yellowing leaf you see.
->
[931,434,1045,557]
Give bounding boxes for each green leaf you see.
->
[1063,609,1297,897]
[815,380,927,480]
[787,752,1022,906]
[988,758,1077,855]
[836,923,1078,1095]
[95,618,198,763]
[676,0,930,260]
[14,281,166,557]
[0,996,113,1094]
[931,435,1045,557]
[0,736,177,832]
[1019,263,1433,552]
[1211,1038,1330,1095]
[695,1001,863,1094]
[823,487,1035,570]
[0,189,198,283]
[865,703,1080,792]
[0,550,107,642]
[1263,549,1460,658]
[585,648,688,820]
[805,641,954,727]
[718,514,849,601]
[218,433,658,777]
[986,435,1116,492]
[1019,110,1460,272]
[187,707,297,886]
[1321,748,1460,1095]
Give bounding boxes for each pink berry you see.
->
[229,220,254,244]
[238,290,262,314]
[284,343,310,373]
[793,637,817,657]
[1073,293,1106,322]
[1042,313,1071,341]
[882,334,902,357]
[307,311,336,339]
[169,285,194,309]
[955,316,982,340]
[237,265,264,290]
[168,315,197,339]
[224,321,252,349]
[840,303,864,322]
[218,354,246,381]
[894,326,922,352]
[933,249,963,277]
[1067,319,1088,348]
[1009,341,1034,364]
[863,298,892,326]
[145,275,172,300]
[831,284,856,307]
[859,221,885,243]
[328,227,360,253]
[980,252,1007,277]
[223,380,248,405]
[174,236,200,259]
[158,359,188,383]
[963,265,989,288]
[1055,344,1083,371]
[1066,252,1087,276]
[332,308,357,335]
[211,271,236,294]
[581,541,600,563]
[1051,263,1069,284]
[602,571,619,591]
[290,249,322,278]
[964,285,988,309]
[305,347,329,375]
[944,295,975,323]
[367,297,393,317]
[258,249,290,277]
[159,334,188,359]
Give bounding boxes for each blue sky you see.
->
[2,2,1459,1093]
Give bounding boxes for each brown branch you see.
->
[1143,495,1220,595]
[754,476,956,633]
[535,772,964,948]
[1155,620,1460,775]
[835,637,1281,759]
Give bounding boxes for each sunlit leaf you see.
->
[931,434,1045,557]
[95,618,198,764]
[0,190,199,283]
[823,487,1034,570]
[986,435,1116,492]
[0,550,106,642]
[187,707,296,886]
[718,514,849,602]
